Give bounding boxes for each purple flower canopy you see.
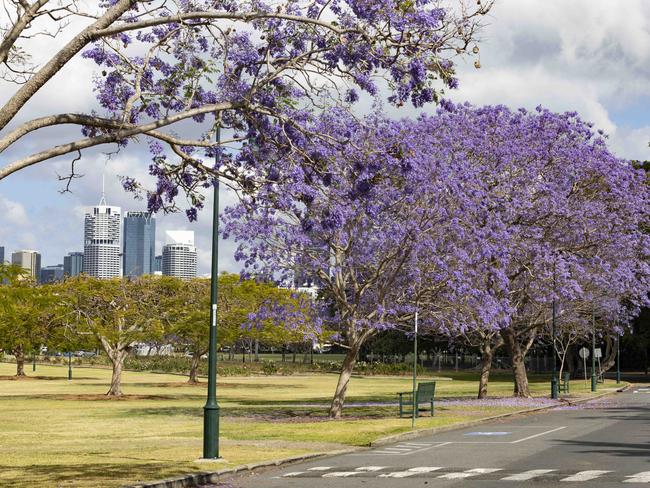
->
[223,102,650,338]
[74,0,489,216]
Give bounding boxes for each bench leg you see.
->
[431,401,434,417]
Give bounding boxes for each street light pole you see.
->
[616,332,621,384]
[67,352,72,381]
[412,310,418,429]
[591,306,597,392]
[203,125,221,459]
[551,297,558,399]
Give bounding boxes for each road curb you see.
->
[123,448,361,488]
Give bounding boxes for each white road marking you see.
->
[561,470,611,482]
[511,426,567,443]
[282,472,304,477]
[322,471,361,478]
[501,469,556,481]
[355,466,387,471]
[379,467,443,478]
[307,467,331,471]
[437,468,502,480]
[625,472,650,483]
[364,441,450,456]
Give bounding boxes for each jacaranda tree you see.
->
[0,0,491,210]
[422,102,650,397]
[223,109,508,417]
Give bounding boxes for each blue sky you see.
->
[1,0,649,275]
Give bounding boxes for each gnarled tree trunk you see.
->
[329,342,361,419]
[477,335,503,399]
[100,337,130,397]
[14,345,25,377]
[501,328,531,398]
[108,354,125,396]
[188,352,201,384]
[600,334,617,373]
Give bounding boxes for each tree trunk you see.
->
[188,353,201,384]
[15,345,25,377]
[600,335,617,373]
[254,339,259,362]
[501,328,531,398]
[477,337,502,399]
[329,343,361,419]
[107,351,127,396]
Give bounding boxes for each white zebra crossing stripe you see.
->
[322,472,361,478]
[561,470,611,482]
[501,469,556,481]
[308,467,331,471]
[355,466,387,471]
[282,472,304,477]
[379,467,443,478]
[437,468,502,480]
[625,472,650,483]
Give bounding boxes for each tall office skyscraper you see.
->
[11,250,41,279]
[123,212,156,277]
[83,193,121,278]
[154,255,162,273]
[0,246,4,264]
[162,231,197,279]
[64,252,84,277]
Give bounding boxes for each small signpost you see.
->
[579,347,590,386]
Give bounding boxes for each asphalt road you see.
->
[227,386,650,487]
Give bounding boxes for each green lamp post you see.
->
[412,310,418,429]
[591,307,597,392]
[616,332,621,384]
[203,126,221,459]
[67,351,72,381]
[551,297,558,399]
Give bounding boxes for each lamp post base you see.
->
[591,374,597,392]
[203,404,221,459]
[551,375,558,399]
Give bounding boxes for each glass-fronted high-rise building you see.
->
[40,264,64,283]
[83,196,121,278]
[154,254,162,273]
[162,231,197,279]
[63,252,84,277]
[123,212,156,277]
[0,246,4,264]
[11,250,41,279]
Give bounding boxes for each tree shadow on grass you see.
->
[0,462,205,487]
[0,393,181,401]
[0,375,96,381]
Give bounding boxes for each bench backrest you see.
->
[416,381,436,401]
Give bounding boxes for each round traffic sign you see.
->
[579,347,590,359]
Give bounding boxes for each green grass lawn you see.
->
[0,362,620,487]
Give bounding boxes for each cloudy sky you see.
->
[1,0,649,275]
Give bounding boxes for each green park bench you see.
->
[398,381,436,418]
[558,372,570,393]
